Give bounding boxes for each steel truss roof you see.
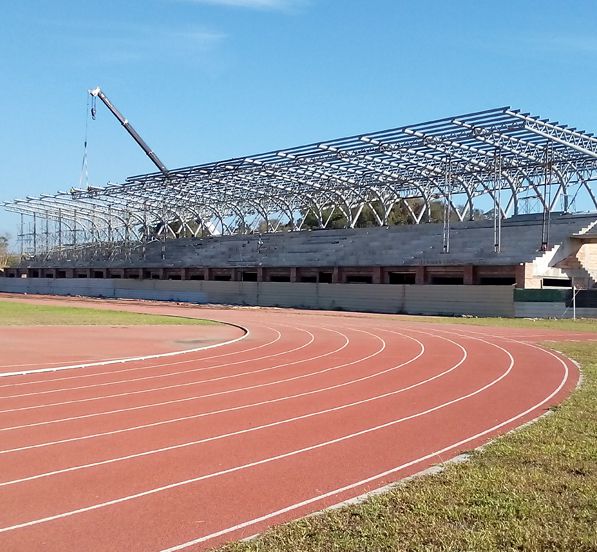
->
[5,106,597,259]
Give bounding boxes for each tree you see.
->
[0,235,8,265]
[0,234,18,268]
[300,198,453,229]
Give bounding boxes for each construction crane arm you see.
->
[89,87,169,178]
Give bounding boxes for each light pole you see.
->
[572,277,576,321]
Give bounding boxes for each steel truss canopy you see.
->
[5,106,597,261]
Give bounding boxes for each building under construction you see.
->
[2,101,597,307]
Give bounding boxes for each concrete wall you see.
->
[0,278,515,317]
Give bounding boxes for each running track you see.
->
[0,296,589,551]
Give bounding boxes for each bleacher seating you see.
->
[123,212,597,268]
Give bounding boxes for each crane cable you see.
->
[79,92,95,189]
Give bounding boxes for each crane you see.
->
[89,87,169,178]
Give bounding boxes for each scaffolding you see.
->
[4,106,597,265]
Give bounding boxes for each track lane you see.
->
[168,349,572,552]
[0,300,583,552]
[0,325,361,434]
[0,325,313,405]
[0,325,333,428]
[0,323,273,387]
[0,324,245,373]
[0,328,431,482]
[0,330,518,528]
[0,328,426,457]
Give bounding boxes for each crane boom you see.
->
[89,87,169,178]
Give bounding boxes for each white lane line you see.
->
[0,326,318,414]
[0,326,348,432]
[0,332,513,533]
[162,341,570,552]
[1,325,312,400]
[0,324,249,378]
[0,325,283,390]
[0,321,256,371]
[439,326,593,344]
[0,328,425,481]
[0,327,401,455]
[0,355,151,369]
[0,329,389,484]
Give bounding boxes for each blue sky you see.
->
[1,0,597,240]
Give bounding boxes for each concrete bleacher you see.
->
[7,213,597,311]
[130,212,597,269]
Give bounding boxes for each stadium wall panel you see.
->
[512,302,597,318]
[0,278,516,317]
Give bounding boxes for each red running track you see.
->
[0,296,587,552]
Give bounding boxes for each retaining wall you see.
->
[0,278,515,317]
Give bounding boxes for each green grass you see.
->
[393,314,597,333]
[220,339,597,552]
[0,300,215,326]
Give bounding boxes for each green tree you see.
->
[299,199,489,231]
[0,234,18,268]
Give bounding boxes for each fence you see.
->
[0,278,516,317]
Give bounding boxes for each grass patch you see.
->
[0,300,215,326]
[220,341,597,552]
[394,314,597,333]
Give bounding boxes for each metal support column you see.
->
[494,149,502,253]
[442,159,451,254]
[540,144,552,251]
[32,212,37,258]
[19,213,24,260]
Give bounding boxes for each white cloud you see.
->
[40,19,227,65]
[181,0,304,11]
[167,28,228,46]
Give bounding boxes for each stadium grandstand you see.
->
[3,106,597,292]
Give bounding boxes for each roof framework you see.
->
[5,106,597,263]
